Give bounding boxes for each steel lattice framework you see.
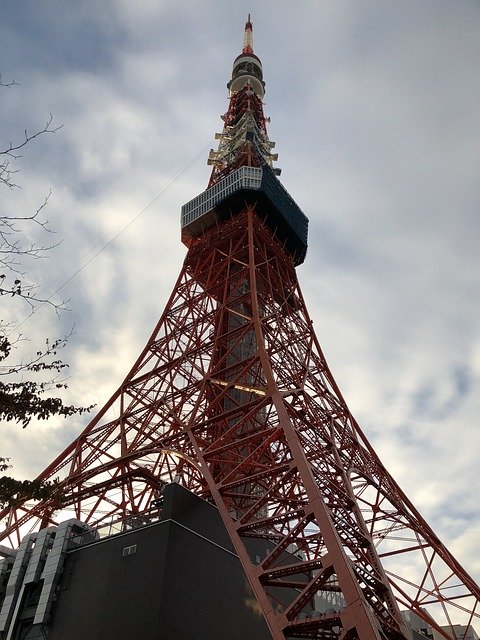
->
[1,15,479,640]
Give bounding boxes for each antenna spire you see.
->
[243,13,254,54]
[207,15,278,187]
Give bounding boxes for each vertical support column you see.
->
[0,532,36,634]
[0,546,17,603]
[34,519,96,625]
[0,520,98,638]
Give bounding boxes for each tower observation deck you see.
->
[181,165,308,266]
[0,14,479,640]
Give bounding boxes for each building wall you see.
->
[49,484,270,640]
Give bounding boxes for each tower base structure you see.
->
[0,206,479,639]
[2,484,476,640]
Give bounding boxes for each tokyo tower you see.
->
[1,15,479,640]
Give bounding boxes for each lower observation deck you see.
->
[181,166,309,266]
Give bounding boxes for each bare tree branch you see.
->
[0,76,90,508]
[0,74,19,89]
[1,113,63,160]
[0,103,68,313]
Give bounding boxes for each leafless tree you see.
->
[1,78,65,313]
[0,76,92,508]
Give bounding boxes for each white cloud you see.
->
[1,0,479,606]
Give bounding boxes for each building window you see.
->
[122,544,137,557]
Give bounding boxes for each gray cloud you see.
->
[1,0,479,594]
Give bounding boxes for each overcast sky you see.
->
[1,1,479,585]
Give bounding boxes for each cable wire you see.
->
[7,144,209,335]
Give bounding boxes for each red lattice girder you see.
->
[2,206,478,640]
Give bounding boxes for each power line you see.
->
[8,145,209,335]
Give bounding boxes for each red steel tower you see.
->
[1,16,479,640]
